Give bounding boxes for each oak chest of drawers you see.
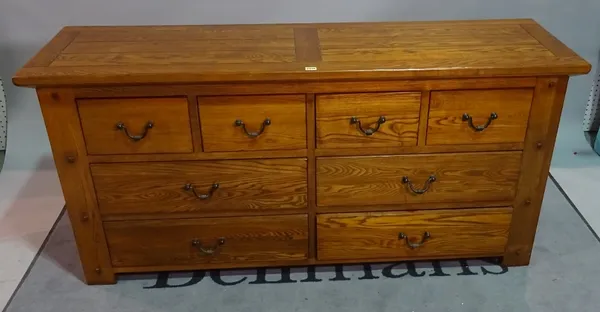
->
[14,19,590,284]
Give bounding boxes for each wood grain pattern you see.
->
[101,208,309,222]
[78,97,193,155]
[417,91,430,146]
[104,215,308,267]
[317,152,522,207]
[427,89,534,145]
[37,89,115,284]
[294,28,322,62]
[504,77,569,266]
[72,77,538,98]
[71,25,295,42]
[87,149,307,163]
[13,20,590,87]
[320,46,554,62]
[199,95,306,152]
[317,208,512,261]
[83,142,525,166]
[91,159,307,219]
[62,40,295,54]
[315,143,524,157]
[520,24,579,57]
[187,95,203,152]
[51,51,296,66]
[315,201,514,213]
[316,92,420,148]
[24,27,79,67]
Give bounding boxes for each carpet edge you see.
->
[1,206,66,312]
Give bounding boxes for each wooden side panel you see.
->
[504,77,569,266]
[36,89,115,284]
[198,95,307,152]
[427,89,534,145]
[317,208,512,260]
[78,97,193,154]
[105,215,308,267]
[91,159,308,218]
[317,152,522,207]
[316,92,420,149]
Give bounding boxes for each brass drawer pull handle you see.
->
[462,112,498,132]
[234,118,271,138]
[191,237,225,255]
[402,175,436,194]
[115,121,153,141]
[184,183,219,200]
[398,232,431,249]
[350,116,386,136]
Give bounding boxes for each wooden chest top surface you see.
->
[13,19,590,87]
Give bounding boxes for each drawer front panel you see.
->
[105,215,308,267]
[316,92,420,148]
[317,152,521,207]
[317,208,511,261]
[427,89,533,145]
[78,97,193,155]
[91,159,307,218]
[198,95,306,152]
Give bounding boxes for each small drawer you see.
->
[427,89,533,145]
[78,97,193,155]
[91,159,308,219]
[317,152,521,207]
[105,215,308,267]
[198,95,306,152]
[316,92,421,149]
[317,208,511,261]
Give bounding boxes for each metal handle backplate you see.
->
[184,183,219,200]
[350,116,386,136]
[234,118,271,138]
[398,232,431,249]
[402,175,436,194]
[115,121,154,141]
[191,237,225,255]
[462,112,498,132]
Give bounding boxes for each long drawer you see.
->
[317,208,512,261]
[91,159,307,218]
[317,152,521,207]
[105,215,309,267]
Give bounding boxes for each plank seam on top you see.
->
[293,28,322,63]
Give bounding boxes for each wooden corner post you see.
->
[37,88,115,284]
[503,76,569,266]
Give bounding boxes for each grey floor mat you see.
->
[4,178,600,312]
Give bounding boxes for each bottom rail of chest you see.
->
[101,207,513,278]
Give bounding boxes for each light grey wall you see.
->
[1,0,598,169]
